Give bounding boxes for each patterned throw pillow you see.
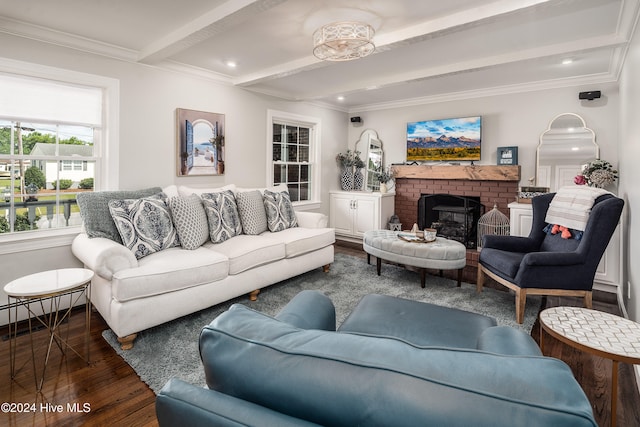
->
[235,190,268,235]
[169,194,209,250]
[263,189,298,232]
[77,187,163,243]
[201,190,243,243]
[108,193,180,259]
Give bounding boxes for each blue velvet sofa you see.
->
[156,291,597,427]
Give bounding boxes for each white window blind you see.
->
[0,73,102,126]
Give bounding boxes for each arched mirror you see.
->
[536,113,599,192]
[355,129,384,191]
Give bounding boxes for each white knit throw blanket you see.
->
[544,186,610,231]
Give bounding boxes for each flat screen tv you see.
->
[407,116,481,162]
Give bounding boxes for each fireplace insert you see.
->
[418,194,484,248]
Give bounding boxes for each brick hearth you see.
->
[392,166,520,283]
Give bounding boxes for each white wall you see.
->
[619,20,640,322]
[0,32,348,193]
[347,85,619,188]
[0,33,348,325]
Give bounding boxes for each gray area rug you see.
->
[103,252,542,394]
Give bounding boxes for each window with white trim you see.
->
[268,110,321,206]
[0,71,104,236]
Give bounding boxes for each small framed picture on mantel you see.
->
[497,146,518,165]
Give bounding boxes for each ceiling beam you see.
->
[295,34,626,101]
[233,0,553,87]
[137,0,286,64]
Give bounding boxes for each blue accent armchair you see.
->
[477,192,623,323]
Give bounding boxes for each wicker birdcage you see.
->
[477,204,510,250]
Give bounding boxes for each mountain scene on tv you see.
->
[407,116,481,161]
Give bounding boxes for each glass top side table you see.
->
[540,306,640,427]
[4,268,94,392]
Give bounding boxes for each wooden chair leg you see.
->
[376,257,382,276]
[420,269,426,288]
[584,291,593,308]
[457,268,462,287]
[476,265,485,293]
[323,264,330,273]
[249,289,260,301]
[515,288,526,324]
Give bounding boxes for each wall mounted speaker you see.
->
[350,116,362,123]
[579,91,601,101]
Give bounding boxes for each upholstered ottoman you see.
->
[339,294,498,349]
[363,229,466,287]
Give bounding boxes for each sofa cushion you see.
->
[111,247,229,302]
[263,189,298,232]
[177,184,236,197]
[169,194,209,250]
[77,187,162,243]
[479,248,524,279]
[235,190,268,235]
[203,234,284,275]
[234,183,288,194]
[162,185,179,198]
[108,194,180,259]
[202,190,243,243]
[201,305,597,427]
[260,227,334,258]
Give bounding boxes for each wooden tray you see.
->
[398,232,436,243]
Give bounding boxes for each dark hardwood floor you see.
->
[1,243,639,427]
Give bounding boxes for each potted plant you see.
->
[336,149,359,190]
[353,153,365,190]
[375,166,395,193]
[211,135,225,174]
[574,159,618,188]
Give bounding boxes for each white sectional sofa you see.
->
[71,184,334,349]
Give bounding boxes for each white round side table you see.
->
[540,306,640,427]
[4,268,94,391]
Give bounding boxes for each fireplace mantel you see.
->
[392,165,520,181]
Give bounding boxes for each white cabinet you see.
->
[508,201,622,292]
[508,202,534,237]
[330,191,395,240]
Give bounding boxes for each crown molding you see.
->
[348,72,619,113]
[0,16,138,62]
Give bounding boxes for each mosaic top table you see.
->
[4,268,94,391]
[540,306,640,427]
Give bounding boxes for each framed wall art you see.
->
[176,108,225,176]
[497,146,518,165]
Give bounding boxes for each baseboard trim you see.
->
[593,282,618,295]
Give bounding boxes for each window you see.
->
[268,110,320,207]
[0,60,118,245]
[61,160,86,171]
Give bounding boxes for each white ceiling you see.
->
[0,0,638,111]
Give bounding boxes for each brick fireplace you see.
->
[392,165,520,283]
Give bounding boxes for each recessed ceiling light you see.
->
[226,61,237,68]
[337,96,345,101]
[562,58,573,65]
